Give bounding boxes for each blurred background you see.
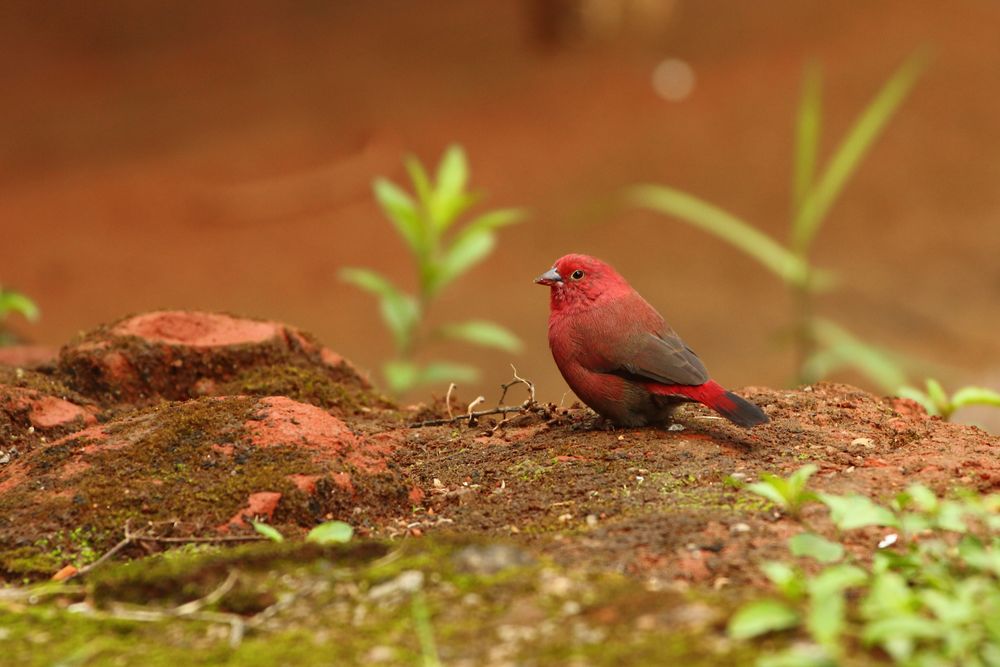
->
[2,1,998,423]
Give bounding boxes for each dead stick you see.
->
[411,367,539,427]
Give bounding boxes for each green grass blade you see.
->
[437,320,522,353]
[630,184,810,287]
[812,318,910,392]
[793,62,823,218]
[951,386,1000,410]
[794,51,927,250]
[0,289,40,321]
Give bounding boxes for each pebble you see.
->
[730,522,751,534]
[367,570,424,601]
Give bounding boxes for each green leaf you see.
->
[922,378,953,418]
[951,386,1000,410]
[373,178,425,254]
[432,145,474,230]
[793,62,823,218]
[861,571,915,618]
[630,185,831,290]
[435,145,469,206]
[746,465,819,515]
[746,478,791,508]
[727,599,799,639]
[340,268,419,351]
[761,561,805,600]
[934,500,968,532]
[809,564,868,598]
[789,532,844,563]
[902,483,938,513]
[431,227,495,294]
[819,493,898,530]
[438,320,522,353]
[0,289,40,321]
[307,520,354,544]
[811,319,909,392]
[456,208,525,240]
[404,155,434,210]
[861,615,942,660]
[896,385,937,416]
[419,362,479,385]
[806,589,845,647]
[384,359,420,394]
[787,464,819,500]
[757,646,837,667]
[793,51,926,250]
[251,521,284,543]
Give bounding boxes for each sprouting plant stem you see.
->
[791,266,817,386]
[411,589,443,667]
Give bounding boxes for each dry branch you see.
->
[410,365,541,428]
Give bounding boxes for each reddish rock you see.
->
[223,491,284,530]
[0,384,95,436]
[246,396,390,473]
[288,474,321,494]
[28,395,96,430]
[57,310,377,408]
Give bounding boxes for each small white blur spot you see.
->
[878,533,898,549]
[652,58,696,102]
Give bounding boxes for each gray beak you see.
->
[534,267,562,285]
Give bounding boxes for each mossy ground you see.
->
[0,538,769,667]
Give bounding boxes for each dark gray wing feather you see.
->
[611,332,709,387]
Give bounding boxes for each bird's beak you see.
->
[534,267,562,286]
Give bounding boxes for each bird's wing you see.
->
[608,331,710,387]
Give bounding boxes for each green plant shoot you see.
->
[0,285,40,347]
[342,145,525,395]
[899,378,1000,421]
[630,52,926,391]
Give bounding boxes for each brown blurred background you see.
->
[2,1,998,419]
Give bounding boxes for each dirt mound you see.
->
[2,311,998,593]
[56,311,384,413]
[0,394,414,577]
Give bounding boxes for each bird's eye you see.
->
[570,270,585,280]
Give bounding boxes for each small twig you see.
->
[410,366,539,428]
[66,522,266,580]
[174,570,239,615]
[445,383,456,420]
[466,396,486,417]
[133,534,267,544]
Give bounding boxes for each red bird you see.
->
[535,254,768,428]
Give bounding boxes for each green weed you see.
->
[730,466,1000,666]
[342,144,524,395]
[630,52,926,392]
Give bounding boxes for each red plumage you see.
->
[535,254,768,428]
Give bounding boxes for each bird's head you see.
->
[534,254,630,311]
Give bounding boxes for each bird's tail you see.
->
[664,380,769,428]
[711,390,769,428]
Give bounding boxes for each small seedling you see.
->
[746,464,819,517]
[342,144,524,396]
[0,285,40,346]
[729,479,1000,666]
[251,521,284,543]
[898,378,1000,421]
[306,520,353,545]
